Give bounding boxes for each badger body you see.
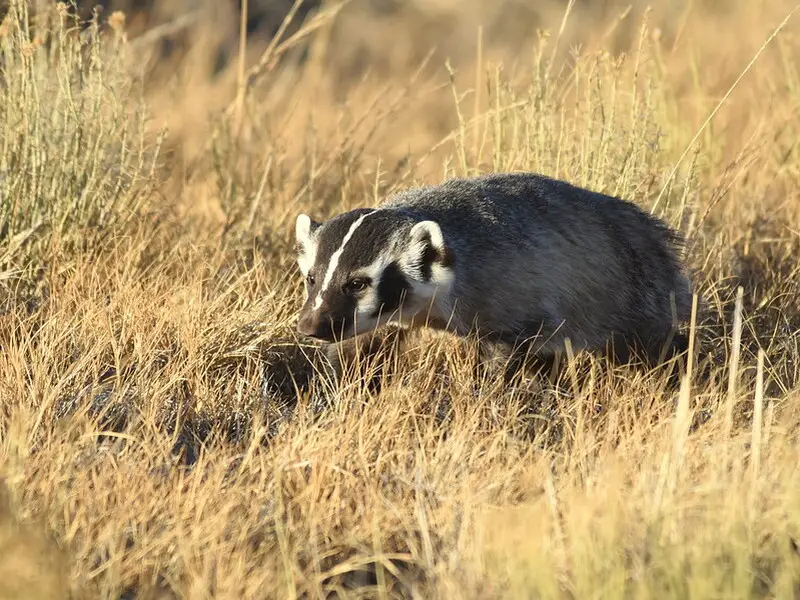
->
[294,172,694,377]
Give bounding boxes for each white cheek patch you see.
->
[352,298,382,335]
[354,250,395,319]
[406,264,455,321]
[430,261,455,288]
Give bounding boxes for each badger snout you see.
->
[297,310,336,341]
[297,298,355,342]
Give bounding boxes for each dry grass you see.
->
[1,0,800,598]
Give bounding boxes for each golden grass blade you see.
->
[653,4,800,214]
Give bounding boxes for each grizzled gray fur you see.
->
[293,171,694,381]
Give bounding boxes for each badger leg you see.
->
[470,329,559,387]
[320,325,408,394]
[470,336,523,387]
[651,330,690,387]
[503,343,556,384]
[471,336,499,387]
[487,334,559,386]
[650,331,689,366]
[607,328,689,382]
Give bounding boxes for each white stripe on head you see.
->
[312,210,376,310]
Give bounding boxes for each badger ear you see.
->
[409,220,445,251]
[403,220,453,281]
[295,213,321,250]
[295,214,321,276]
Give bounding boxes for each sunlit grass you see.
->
[1,0,799,598]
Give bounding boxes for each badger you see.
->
[293,171,694,382]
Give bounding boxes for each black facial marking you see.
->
[297,289,358,342]
[325,291,359,339]
[439,246,455,269]
[373,261,410,318]
[331,211,401,272]
[312,208,377,269]
[412,233,454,282]
[418,243,438,282]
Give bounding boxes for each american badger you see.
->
[293,172,694,380]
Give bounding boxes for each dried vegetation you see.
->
[1,0,800,598]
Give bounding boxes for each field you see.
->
[1,0,800,598]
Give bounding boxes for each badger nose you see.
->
[297,312,321,336]
[297,311,334,340]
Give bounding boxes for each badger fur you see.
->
[293,172,694,382]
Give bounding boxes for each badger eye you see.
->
[306,274,316,286]
[344,278,369,294]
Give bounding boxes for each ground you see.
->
[1,0,800,598]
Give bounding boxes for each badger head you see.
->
[293,208,455,342]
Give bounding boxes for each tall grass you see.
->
[1,1,799,598]
[0,1,165,283]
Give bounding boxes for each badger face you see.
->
[293,208,454,342]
